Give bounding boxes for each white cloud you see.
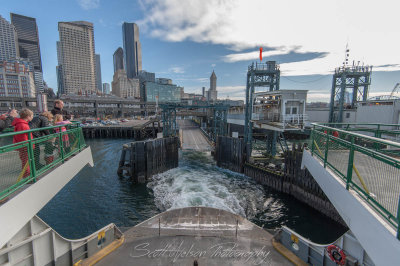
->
[169,66,185,74]
[211,64,216,67]
[77,0,100,10]
[175,77,208,82]
[140,0,400,76]
[217,86,245,100]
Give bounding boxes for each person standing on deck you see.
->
[0,109,18,132]
[29,111,54,169]
[12,109,34,179]
[51,100,72,120]
[54,114,72,153]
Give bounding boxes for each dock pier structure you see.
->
[82,119,161,140]
[117,137,179,182]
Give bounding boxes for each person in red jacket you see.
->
[12,108,34,179]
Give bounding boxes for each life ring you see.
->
[326,244,346,265]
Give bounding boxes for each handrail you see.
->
[311,123,400,148]
[320,123,400,127]
[310,123,400,239]
[0,123,86,201]
[0,121,81,138]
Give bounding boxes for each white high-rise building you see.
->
[57,21,97,95]
[0,15,18,61]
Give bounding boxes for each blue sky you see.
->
[1,0,400,101]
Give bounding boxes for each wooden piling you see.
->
[117,137,179,183]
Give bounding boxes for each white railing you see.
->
[281,114,308,125]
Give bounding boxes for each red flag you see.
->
[259,47,263,62]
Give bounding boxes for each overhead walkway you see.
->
[302,123,400,265]
[0,123,94,252]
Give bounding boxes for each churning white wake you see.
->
[147,151,266,219]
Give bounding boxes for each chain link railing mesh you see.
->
[32,136,61,175]
[352,149,400,220]
[312,124,400,229]
[312,131,326,159]
[0,143,31,195]
[0,126,85,200]
[326,139,349,179]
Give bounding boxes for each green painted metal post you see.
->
[27,133,36,181]
[397,194,400,240]
[324,131,330,168]
[346,136,355,190]
[78,129,81,151]
[58,126,64,161]
[311,126,315,156]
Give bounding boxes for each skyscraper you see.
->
[122,22,142,78]
[102,83,110,94]
[10,13,44,92]
[113,47,124,73]
[57,21,97,95]
[95,54,102,92]
[0,15,18,61]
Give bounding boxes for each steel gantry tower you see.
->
[244,61,280,158]
[328,65,372,123]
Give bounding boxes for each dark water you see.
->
[39,139,346,244]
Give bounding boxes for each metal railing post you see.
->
[27,133,36,181]
[324,130,330,168]
[78,128,82,151]
[346,136,355,190]
[58,126,64,161]
[397,194,400,240]
[310,126,315,156]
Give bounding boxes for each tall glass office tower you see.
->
[122,22,142,78]
[10,13,44,92]
[113,47,124,73]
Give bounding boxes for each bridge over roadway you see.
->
[178,120,212,151]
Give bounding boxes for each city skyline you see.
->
[1,0,399,101]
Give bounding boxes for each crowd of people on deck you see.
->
[0,100,73,178]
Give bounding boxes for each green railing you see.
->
[320,123,400,144]
[0,122,86,201]
[310,123,400,239]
